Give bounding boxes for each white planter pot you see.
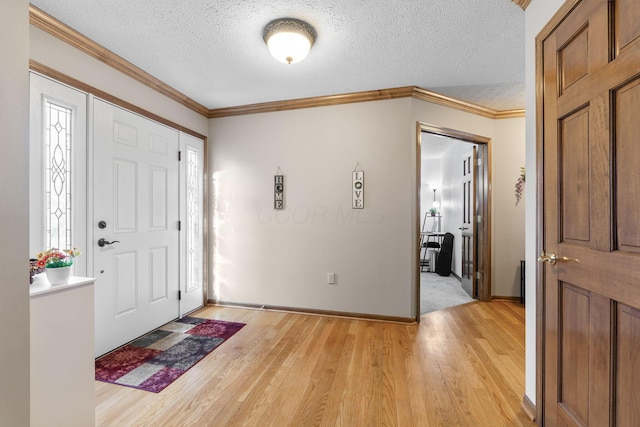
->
[46,266,72,286]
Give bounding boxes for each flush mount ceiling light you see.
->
[263,18,316,64]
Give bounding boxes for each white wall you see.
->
[29,26,208,136]
[0,1,30,424]
[493,118,526,297]
[210,98,415,317]
[524,0,566,405]
[210,97,525,318]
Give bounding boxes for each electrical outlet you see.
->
[327,272,336,285]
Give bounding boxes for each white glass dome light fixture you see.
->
[263,18,316,64]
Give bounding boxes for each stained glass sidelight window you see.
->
[45,101,73,250]
[186,148,200,290]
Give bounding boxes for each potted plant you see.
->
[429,207,438,216]
[35,248,81,286]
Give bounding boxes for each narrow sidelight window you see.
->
[44,100,73,250]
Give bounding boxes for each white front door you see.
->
[179,132,205,315]
[93,99,180,357]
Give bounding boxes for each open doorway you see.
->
[416,123,491,318]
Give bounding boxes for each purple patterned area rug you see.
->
[95,317,245,393]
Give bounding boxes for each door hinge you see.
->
[178,290,182,300]
[476,158,482,166]
[476,271,482,280]
[178,150,182,161]
[178,220,182,231]
[477,215,482,223]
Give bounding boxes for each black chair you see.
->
[435,232,454,276]
[424,241,440,249]
[420,234,442,272]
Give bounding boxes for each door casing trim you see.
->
[415,122,492,322]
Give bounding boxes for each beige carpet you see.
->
[420,272,474,315]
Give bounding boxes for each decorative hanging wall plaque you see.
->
[274,167,284,210]
[352,163,364,209]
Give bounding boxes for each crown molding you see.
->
[29,5,209,117]
[512,0,532,10]
[30,5,525,122]
[209,86,525,120]
[208,87,416,118]
[495,109,527,119]
[413,86,524,119]
[29,59,207,141]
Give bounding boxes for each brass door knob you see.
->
[537,252,579,266]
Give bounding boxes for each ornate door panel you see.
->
[541,0,640,424]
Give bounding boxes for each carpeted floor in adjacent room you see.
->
[420,272,474,315]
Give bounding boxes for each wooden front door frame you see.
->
[415,122,492,321]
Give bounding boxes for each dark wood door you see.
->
[541,0,640,424]
[475,144,489,302]
[461,147,476,298]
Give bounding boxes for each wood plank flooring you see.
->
[95,301,535,426]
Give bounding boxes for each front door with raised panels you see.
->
[541,0,640,424]
[93,99,180,357]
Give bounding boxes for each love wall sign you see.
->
[352,169,364,209]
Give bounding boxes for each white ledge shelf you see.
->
[29,275,95,297]
[30,274,95,427]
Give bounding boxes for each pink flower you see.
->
[33,247,81,268]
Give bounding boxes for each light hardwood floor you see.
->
[96,301,535,426]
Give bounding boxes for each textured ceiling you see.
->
[421,132,465,160]
[30,0,525,111]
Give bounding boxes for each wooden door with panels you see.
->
[539,0,640,424]
[461,147,476,298]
